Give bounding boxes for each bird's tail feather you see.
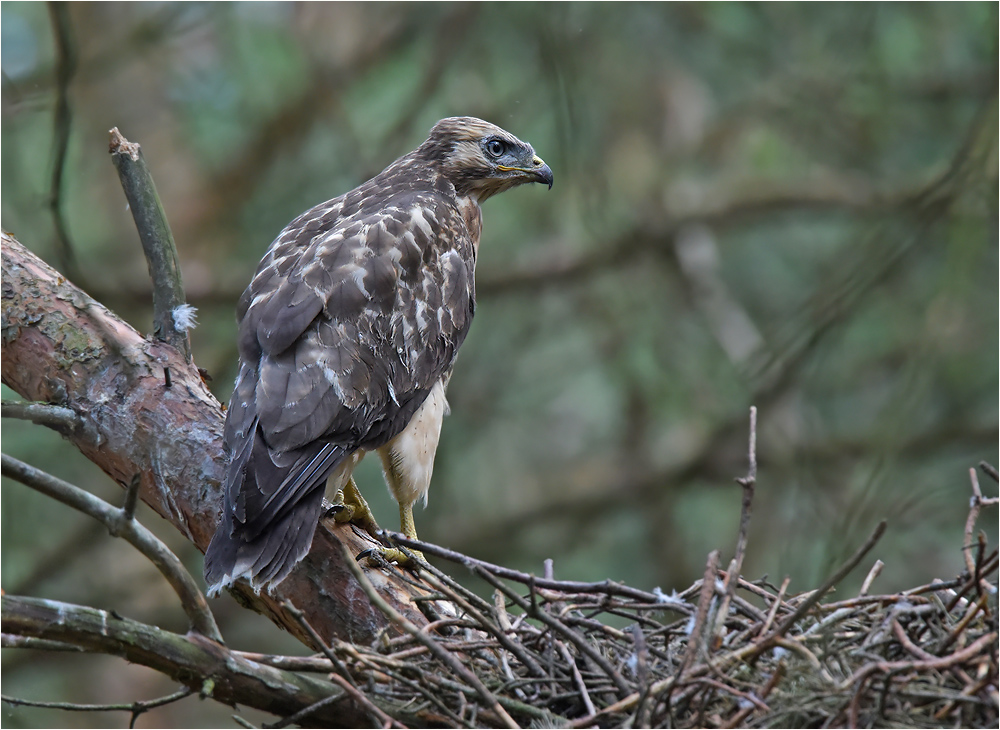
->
[204,485,326,596]
[204,425,345,596]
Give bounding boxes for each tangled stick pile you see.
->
[234,459,998,729]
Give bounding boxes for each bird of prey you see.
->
[204,117,552,595]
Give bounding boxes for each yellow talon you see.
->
[327,478,381,535]
[329,480,425,567]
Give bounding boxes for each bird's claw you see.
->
[356,545,425,570]
[325,481,381,535]
[324,502,349,520]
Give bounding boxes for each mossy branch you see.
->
[1,594,363,726]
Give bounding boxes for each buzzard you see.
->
[205,117,552,595]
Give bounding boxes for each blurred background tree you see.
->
[2,2,996,726]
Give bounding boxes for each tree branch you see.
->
[1,687,192,723]
[771,520,887,639]
[1,399,82,436]
[0,594,370,727]
[1,452,221,642]
[108,127,191,359]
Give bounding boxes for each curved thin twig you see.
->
[381,531,692,613]
[0,453,222,642]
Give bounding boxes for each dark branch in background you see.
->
[378,6,478,154]
[108,128,192,359]
[448,105,998,558]
[6,521,107,599]
[980,461,999,483]
[78,156,975,316]
[45,1,82,287]
[0,453,222,643]
[194,8,419,235]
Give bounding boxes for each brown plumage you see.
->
[205,117,552,594]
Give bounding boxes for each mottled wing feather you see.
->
[205,166,477,593]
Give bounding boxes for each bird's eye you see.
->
[486,139,506,158]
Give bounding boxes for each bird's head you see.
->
[419,116,553,202]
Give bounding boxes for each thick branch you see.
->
[0,232,432,647]
[0,594,366,727]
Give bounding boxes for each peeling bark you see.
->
[1,232,433,648]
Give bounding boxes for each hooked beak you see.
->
[532,158,554,190]
[499,155,553,189]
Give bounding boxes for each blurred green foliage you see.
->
[2,2,996,726]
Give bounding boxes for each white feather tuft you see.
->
[653,586,685,605]
[172,303,199,332]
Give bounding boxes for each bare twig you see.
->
[339,542,520,729]
[629,624,652,728]
[108,127,191,359]
[110,473,142,535]
[1,687,192,723]
[1,400,81,435]
[0,453,221,642]
[680,551,721,678]
[716,406,758,641]
[382,531,690,613]
[964,467,999,594]
[859,560,885,597]
[231,652,334,673]
[556,641,596,717]
[757,576,790,637]
[771,520,887,639]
